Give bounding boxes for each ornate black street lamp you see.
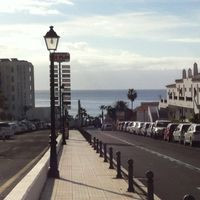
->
[44,26,60,178]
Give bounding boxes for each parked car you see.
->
[173,123,191,143]
[140,122,150,136]
[126,122,133,132]
[117,122,123,131]
[146,123,155,137]
[163,123,179,142]
[129,122,137,134]
[135,122,144,135]
[152,120,171,139]
[101,123,113,131]
[122,121,130,132]
[184,124,200,146]
[0,122,15,139]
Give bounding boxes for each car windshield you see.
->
[157,122,169,127]
[0,123,9,127]
[182,125,190,131]
[195,126,200,131]
[170,124,178,130]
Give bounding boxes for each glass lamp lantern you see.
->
[44,26,60,51]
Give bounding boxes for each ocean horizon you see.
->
[35,89,166,117]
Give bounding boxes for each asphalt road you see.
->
[86,128,200,200]
[0,130,50,199]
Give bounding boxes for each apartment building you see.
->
[0,58,35,119]
[159,63,200,121]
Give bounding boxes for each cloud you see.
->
[168,38,200,43]
[0,0,74,15]
[59,42,200,72]
[57,12,197,40]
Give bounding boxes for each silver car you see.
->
[184,124,200,146]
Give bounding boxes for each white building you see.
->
[0,58,35,119]
[159,63,200,121]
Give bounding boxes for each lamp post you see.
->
[61,84,66,145]
[44,26,60,178]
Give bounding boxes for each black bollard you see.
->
[104,143,108,162]
[183,194,196,200]
[89,134,92,145]
[127,159,134,192]
[99,141,103,157]
[93,137,96,150]
[109,147,114,169]
[116,151,122,178]
[96,139,99,153]
[146,171,154,200]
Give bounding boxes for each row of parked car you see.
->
[0,120,49,139]
[117,120,200,147]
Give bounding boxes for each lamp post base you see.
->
[62,140,66,145]
[48,168,60,178]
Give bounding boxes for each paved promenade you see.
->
[40,130,143,200]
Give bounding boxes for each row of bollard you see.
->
[80,130,196,200]
[92,136,154,200]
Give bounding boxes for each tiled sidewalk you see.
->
[40,130,142,200]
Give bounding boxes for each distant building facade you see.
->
[0,58,35,119]
[159,63,200,121]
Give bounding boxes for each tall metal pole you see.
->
[49,53,59,178]
[59,61,62,132]
[62,92,66,145]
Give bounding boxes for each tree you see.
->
[99,105,106,122]
[106,105,116,121]
[114,100,128,112]
[127,89,137,109]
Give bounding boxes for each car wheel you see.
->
[179,137,182,144]
[190,138,194,147]
[184,139,187,146]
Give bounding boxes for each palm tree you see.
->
[99,105,106,122]
[127,89,137,109]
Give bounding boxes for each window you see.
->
[62,74,70,78]
[62,70,70,73]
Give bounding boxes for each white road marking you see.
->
[197,187,200,190]
[103,133,200,173]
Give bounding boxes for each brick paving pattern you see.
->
[40,130,142,200]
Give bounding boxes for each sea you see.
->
[35,89,166,117]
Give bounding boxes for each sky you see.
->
[1,0,200,90]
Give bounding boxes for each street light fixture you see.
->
[44,26,60,178]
